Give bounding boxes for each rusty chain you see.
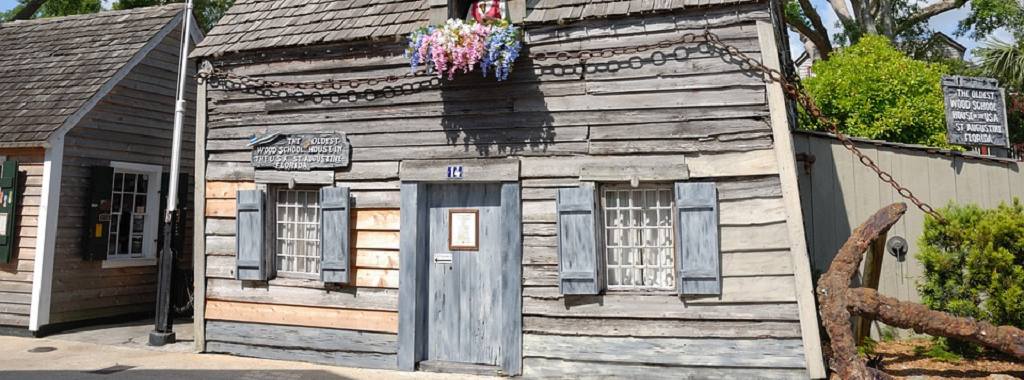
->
[199,30,944,221]
[699,32,943,222]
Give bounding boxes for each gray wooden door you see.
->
[425,183,505,366]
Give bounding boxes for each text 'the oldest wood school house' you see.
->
[190,0,826,378]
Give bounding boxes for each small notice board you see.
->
[448,209,479,251]
[942,75,1009,147]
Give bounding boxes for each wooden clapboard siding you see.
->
[48,26,197,326]
[203,204,401,359]
[205,320,398,369]
[524,335,806,368]
[0,150,43,327]
[523,358,806,380]
[197,3,818,376]
[205,300,398,333]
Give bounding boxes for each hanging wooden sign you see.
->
[250,133,351,171]
[942,76,1009,147]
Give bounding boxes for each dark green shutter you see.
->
[674,182,721,296]
[236,189,267,281]
[320,187,351,284]
[83,166,115,261]
[555,183,603,295]
[0,160,19,263]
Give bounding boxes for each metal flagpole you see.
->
[149,0,193,346]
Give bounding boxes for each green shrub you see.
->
[917,199,1024,352]
[802,35,955,149]
[858,336,879,357]
[924,340,965,363]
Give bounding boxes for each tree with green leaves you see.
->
[3,0,232,31]
[3,0,99,20]
[801,35,954,148]
[113,0,233,31]
[975,38,1024,144]
[785,0,1022,60]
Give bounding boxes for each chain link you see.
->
[700,32,944,222]
[199,30,944,222]
[206,75,443,102]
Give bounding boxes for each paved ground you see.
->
[0,320,491,380]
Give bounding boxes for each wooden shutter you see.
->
[319,186,351,284]
[83,166,114,261]
[674,182,721,296]
[556,183,602,295]
[0,160,19,263]
[236,189,268,281]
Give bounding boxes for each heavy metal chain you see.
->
[199,30,944,221]
[207,75,442,103]
[700,32,943,221]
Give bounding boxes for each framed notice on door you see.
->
[448,209,479,251]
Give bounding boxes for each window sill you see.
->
[604,288,678,295]
[102,258,157,269]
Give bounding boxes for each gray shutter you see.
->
[320,186,351,284]
[675,182,721,296]
[236,189,267,281]
[556,183,602,295]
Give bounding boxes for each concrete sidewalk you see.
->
[0,334,493,380]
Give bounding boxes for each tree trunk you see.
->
[10,0,48,20]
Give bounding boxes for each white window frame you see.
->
[270,186,322,279]
[101,161,162,268]
[600,184,677,291]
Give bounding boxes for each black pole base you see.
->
[148,330,176,346]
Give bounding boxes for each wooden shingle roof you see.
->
[192,0,756,57]
[0,5,183,147]
[191,0,430,58]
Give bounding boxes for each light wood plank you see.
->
[523,357,806,380]
[206,181,255,199]
[206,278,398,311]
[523,317,801,338]
[353,209,400,231]
[523,335,806,368]
[205,299,398,333]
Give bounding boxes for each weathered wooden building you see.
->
[0,5,200,334]
[191,0,826,378]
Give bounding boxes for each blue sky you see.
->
[0,0,1013,62]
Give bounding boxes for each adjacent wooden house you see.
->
[0,5,201,334]
[191,0,826,378]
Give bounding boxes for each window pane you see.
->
[603,186,675,289]
[275,189,322,275]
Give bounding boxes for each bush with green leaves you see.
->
[917,199,1024,332]
[802,35,955,149]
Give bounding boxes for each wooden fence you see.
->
[794,130,1024,312]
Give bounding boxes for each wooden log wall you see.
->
[201,4,809,378]
[0,149,44,327]
[49,27,197,325]
[203,183,401,369]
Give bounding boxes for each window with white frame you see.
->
[274,188,321,276]
[602,185,675,289]
[107,163,161,260]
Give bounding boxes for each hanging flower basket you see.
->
[406,19,523,81]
